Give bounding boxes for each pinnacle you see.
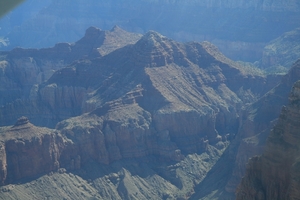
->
[110,25,122,32]
[84,26,102,38]
[136,30,168,49]
[14,116,30,127]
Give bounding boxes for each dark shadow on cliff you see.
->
[189,140,238,200]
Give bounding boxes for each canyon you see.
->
[0,6,299,197]
[0,25,289,199]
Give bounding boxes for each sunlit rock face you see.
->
[236,80,300,200]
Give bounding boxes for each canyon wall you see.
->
[236,80,300,200]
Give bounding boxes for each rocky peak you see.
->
[135,31,178,56]
[13,116,30,127]
[66,25,142,59]
[83,26,103,39]
[110,25,123,32]
[72,26,105,55]
[96,25,142,56]
[132,31,180,67]
[139,31,168,47]
[9,116,39,137]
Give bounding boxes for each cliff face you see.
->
[0,113,180,185]
[0,117,62,185]
[0,113,224,200]
[236,80,300,200]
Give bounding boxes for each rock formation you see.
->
[0,117,61,185]
[236,79,300,200]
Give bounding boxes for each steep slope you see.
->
[236,79,300,200]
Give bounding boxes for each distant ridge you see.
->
[1,0,300,63]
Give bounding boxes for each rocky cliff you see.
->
[0,114,180,184]
[0,117,61,185]
[236,79,300,200]
[0,115,224,199]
